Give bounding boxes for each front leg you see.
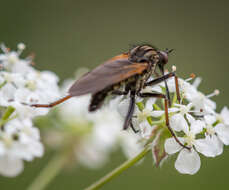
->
[130,119,139,133]
[123,91,135,130]
[144,72,181,103]
[138,92,190,150]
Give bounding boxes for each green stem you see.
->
[153,103,161,111]
[0,106,15,128]
[151,119,165,126]
[85,146,151,190]
[2,106,15,120]
[27,151,70,190]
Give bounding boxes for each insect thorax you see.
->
[114,64,155,93]
[129,45,159,63]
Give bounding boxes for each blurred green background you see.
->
[1,0,229,189]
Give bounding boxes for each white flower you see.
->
[119,131,143,159]
[118,97,163,127]
[216,106,229,126]
[160,76,198,100]
[0,119,43,177]
[75,140,109,169]
[0,155,23,177]
[10,89,49,118]
[188,91,217,114]
[165,117,221,174]
[169,103,194,132]
[184,77,219,114]
[204,112,229,145]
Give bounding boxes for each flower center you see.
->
[185,132,195,146]
[137,109,151,122]
[206,125,215,136]
[7,53,19,64]
[26,80,37,91]
[3,73,13,83]
[179,105,189,115]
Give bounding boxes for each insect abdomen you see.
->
[89,91,108,112]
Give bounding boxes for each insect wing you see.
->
[68,54,148,96]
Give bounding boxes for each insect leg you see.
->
[30,95,72,108]
[144,72,181,103]
[144,72,175,86]
[138,92,190,150]
[123,91,135,130]
[130,119,139,133]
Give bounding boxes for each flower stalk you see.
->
[27,151,70,190]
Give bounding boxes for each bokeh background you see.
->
[1,0,229,189]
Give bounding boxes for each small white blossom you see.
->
[165,114,222,174]
[0,119,43,177]
[204,112,229,146]
[169,103,194,132]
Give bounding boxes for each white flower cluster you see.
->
[164,77,229,175]
[117,72,229,175]
[0,44,60,177]
[54,78,143,169]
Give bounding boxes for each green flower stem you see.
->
[85,145,151,190]
[153,103,161,111]
[151,119,165,126]
[0,106,15,128]
[2,106,15,120]
[27,151,70,190]
[0,80,7,89]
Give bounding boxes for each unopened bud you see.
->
[17,43,26,50]
[190,73,196,79]
[172,65,176,72]
[214,89,220,96]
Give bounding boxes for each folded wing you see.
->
[68,54,148,96]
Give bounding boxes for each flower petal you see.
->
[221,107,229,125]
[170,114,189,133]
[204,115,217,125]
[192,77,202,89]
[164,137,183,154]
[215,123,229,145]
[168,107,180,113]
[150,110,164,117]
[186,113,195,124]
[190,120,205,135]
[0,143,6,156]
[194,135,223,157]
[117,98,130,118]
[145,98,156,110]
[0,156,24,177]
[175,149,200,175]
